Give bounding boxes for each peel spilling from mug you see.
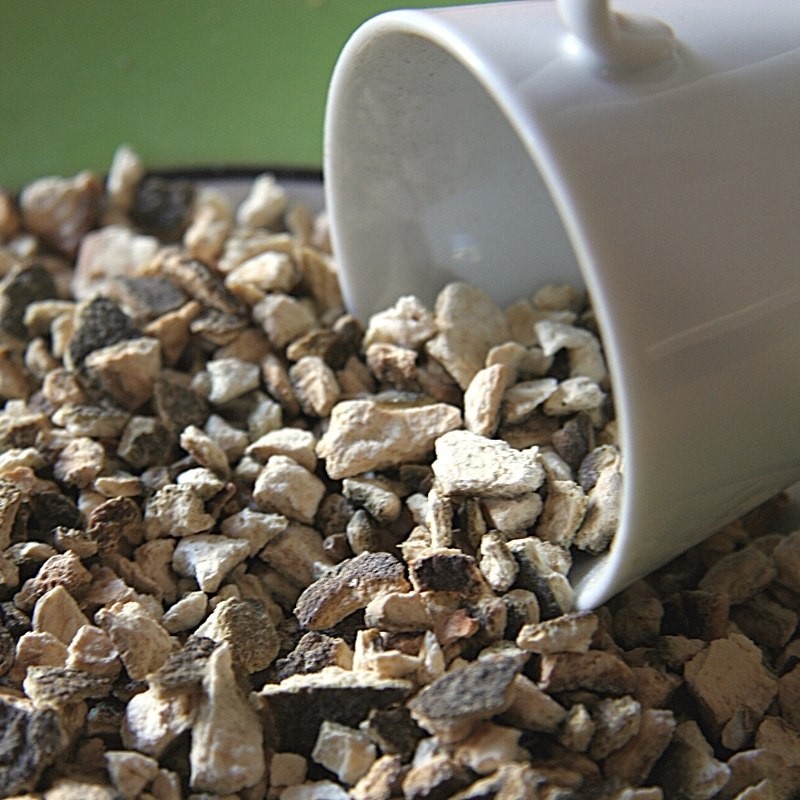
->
[0,149,797,799]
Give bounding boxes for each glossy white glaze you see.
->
[558,0,674,70]
[324,0,800,608]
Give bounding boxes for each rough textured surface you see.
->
[193,597,279,674]
[144,483,215,538]
[189,643,265,794]
[684,633,778,731]
[19,172,101,255]
[408,549,489,597]
[0,694,65,796]
[651,720,731,800]
[502,674,567,733]
[252,454,325,524]
[259,667,413,756]
[317,398,462,480]
[432,430,544,497]
[172,534,250,593]
[463,364,508,436]
[3,157,800,800]
[538,650,636,695]
[73,224,159,301]
[295,551,410,630]
[425,282,509,389]
[66,296,142,370]
[0,264,58,341]
[408,656,523,740]
[516,610,599,654]
[275,631,354,680]
[95,600,173,680]
[105,749,159,800]
[311,720,377,785]
[14,551,91,612]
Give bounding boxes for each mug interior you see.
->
[326,26,583,319]
[325,15,637,609]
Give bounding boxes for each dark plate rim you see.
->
[144,166,323,184]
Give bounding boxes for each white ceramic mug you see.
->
[323,0,800,608]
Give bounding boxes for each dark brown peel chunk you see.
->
[295,551,410,630]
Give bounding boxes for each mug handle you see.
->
[558,0,675,70]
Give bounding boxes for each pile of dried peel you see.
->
[0,148,798,800]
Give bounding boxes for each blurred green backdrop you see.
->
[0,0,495,189]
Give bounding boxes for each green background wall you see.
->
[0,0,495,189]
